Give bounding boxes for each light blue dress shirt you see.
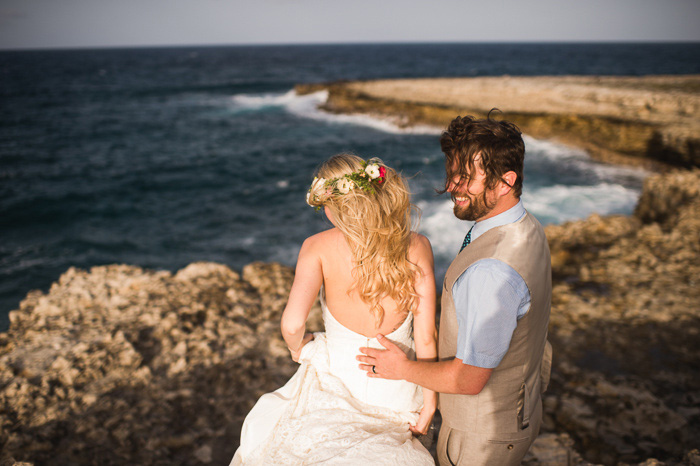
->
[452,200,531,369]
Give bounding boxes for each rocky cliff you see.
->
[1,170,699,465]
[296,76,700,169]
[0,262,322,465]
[541,169,700,465]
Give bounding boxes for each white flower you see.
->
[307,177,327,205]
[311,177,326,192]
[365,164,380,179]
[336,178,355,194]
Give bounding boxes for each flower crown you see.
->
[306,159,387,209]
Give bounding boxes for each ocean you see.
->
[2,42,699,330]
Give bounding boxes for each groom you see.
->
[359,115,552,465]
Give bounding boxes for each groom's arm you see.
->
[358,335,493,395]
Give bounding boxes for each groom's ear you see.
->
[498,171,517,196]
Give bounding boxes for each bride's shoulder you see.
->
[409,232,433,254]
[307,227,342,242]
[301,228,343,252]
[409,232,435,267]
[298,229,346,266]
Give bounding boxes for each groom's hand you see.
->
[357,334,408,380]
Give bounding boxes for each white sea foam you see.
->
[418,181,640,273]
[230,89,442,135]
[416,199,469,263]
[301,106,442,135]
[522,182,640,224]
[524,135,587,160]
[524,135,647,182]
[230,89,326,114]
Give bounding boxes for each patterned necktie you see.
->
[459,226,474,253]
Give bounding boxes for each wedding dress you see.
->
[230,290,434,465]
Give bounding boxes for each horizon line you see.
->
[2,38,700,53]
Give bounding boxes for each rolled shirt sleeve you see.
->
[452,258,531,369]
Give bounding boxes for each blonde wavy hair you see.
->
[307,154,420,325]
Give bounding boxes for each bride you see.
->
[231,154,437,465]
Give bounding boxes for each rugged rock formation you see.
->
[1,170,698,465]
[296,76,700,169]
[542,169,700,465]
[0,262,322,465]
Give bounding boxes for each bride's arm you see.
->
[281,235,324,361]
[409,234,438,435]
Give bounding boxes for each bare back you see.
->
[316,228,427,337]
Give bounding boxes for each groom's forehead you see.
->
[449,153,483,174]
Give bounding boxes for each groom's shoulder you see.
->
[522,210,548,237]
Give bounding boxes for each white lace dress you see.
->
[230,293,434,465]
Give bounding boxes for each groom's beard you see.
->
[452,189,497,221]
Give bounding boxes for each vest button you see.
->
[507,444,514,450]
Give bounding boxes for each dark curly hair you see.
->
[439,112,525,198]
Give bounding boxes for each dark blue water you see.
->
[2,43,699,330]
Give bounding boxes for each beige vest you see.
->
[439,211,552,435]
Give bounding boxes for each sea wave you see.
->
[418,181,640,269]
[524,135,647,183]
[415,199,467,264]
[230,89,323,113]
[230,90,442,135]
[522,182,641,224]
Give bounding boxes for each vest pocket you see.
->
[519,382,530,430]
[540,340,552,394]
[487,435,530,445]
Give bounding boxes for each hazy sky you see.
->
[1,0,699,50]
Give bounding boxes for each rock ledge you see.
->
[297,75,700,169]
